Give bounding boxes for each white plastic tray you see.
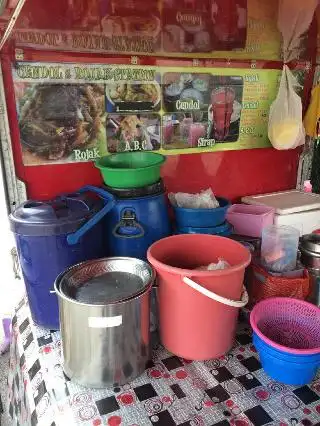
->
[242,190,320,215]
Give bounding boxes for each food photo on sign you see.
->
[106,114,161,153]
[105,77,161,113]
[15,82,107,165]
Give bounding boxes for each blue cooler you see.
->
[9,189,114,329]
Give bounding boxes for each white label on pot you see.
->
[88,316,122,328]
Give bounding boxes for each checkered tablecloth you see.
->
[7,298,320,426]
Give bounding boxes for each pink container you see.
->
[147,234,251,360]
[226,204,275,237]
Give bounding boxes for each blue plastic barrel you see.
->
[9,190,114,329]
[92,182,171,260]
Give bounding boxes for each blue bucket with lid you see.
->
[9,186,115,329]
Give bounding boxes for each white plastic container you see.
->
[242,190,320,236]
[226,204,274,237]
[261,225,300,272]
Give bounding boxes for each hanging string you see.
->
[310,119,320,193]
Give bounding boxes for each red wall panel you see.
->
[9,149,299,202]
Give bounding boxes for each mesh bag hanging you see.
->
[268,65,305,150]
[268,0,318,150]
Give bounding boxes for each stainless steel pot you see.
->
[299,234,320,306]
[54,257,155,388]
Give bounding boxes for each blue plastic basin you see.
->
[177,221,233,236]
[253,333,320,386]
[174,197,231,228]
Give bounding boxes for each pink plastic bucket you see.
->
[147,234,251,360]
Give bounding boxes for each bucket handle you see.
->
[182,277,248,308]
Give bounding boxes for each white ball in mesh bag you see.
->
[268,65,305,150]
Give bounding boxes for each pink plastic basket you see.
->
[250,297,320,355]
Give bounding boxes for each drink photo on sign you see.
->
[162,0,247,53]
[163,112,209,150]
[162,73,243,149]
[208,76,243,142]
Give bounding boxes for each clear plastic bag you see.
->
[278,0,318,63]
[268,65,305,150]
[195,259,230,271]
[168,188,220,209]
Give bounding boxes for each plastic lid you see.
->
[9,193,102,236]
[56,257,155,305]
[242,190,320,215]
[103,179,165,199]
[300,234,320,254]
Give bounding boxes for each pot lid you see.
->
[300,234,320,254]
[9,192,103,236]
[56,257,154,305]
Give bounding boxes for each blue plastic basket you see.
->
[250,298,320,386]
[173,197,231,228]
[253,333,320,386]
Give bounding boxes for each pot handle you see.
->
[67,186,115,245]
[182,277,248,308]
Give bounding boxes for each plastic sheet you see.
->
[195,259,231,271]
[169,188,219,209]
